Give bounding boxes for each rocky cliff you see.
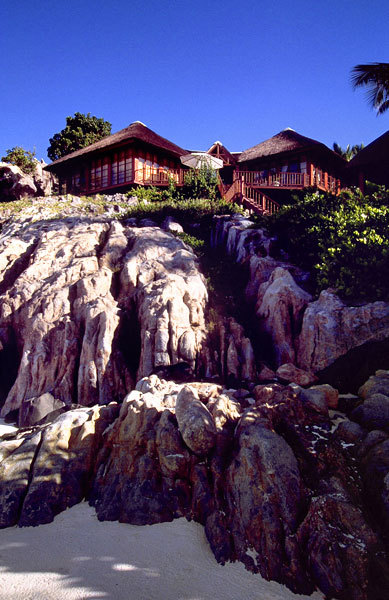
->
[0,197,389,600]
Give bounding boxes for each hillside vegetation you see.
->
[261,186,389,301]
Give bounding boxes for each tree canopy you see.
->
[351,62,389,115]
[47,112,112,161]
[333,142,364,161]
[1,146,37,174]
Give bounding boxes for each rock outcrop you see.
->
[212,215,389,382]
[0,161,55,201]
[0,217,207,418]
[256,267,312,366]
[2,373,388,600]
[297,290,389,373]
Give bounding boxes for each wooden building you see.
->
[347,130,389,192]
[44,123,347,216]
[234,128,345,194]
[44,121,189,194]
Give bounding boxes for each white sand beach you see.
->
[0,418,18,436]
[0,503,324,600]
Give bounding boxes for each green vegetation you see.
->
[126,164,221,205]
[1,146,37,174]
[181,164,220,201]
[333,142,364,161]
[122,196,242,224]
[263,187,389,301]
[175,231,205,251]
[47,112,112,161]
[351,62,389,115]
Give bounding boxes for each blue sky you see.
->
[1,0,388,161]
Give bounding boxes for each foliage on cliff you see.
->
[265,187,389,300]
[47,112,112,161]
[1,146,37,174]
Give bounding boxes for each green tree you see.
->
[1,146,37,174]
[333,142,364,161]
[182,164,220,201]
[47,112,112,161]
[351,62,389,115]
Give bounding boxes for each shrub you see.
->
[121,197,243,225]
[181,164,220,201]
[1,146,37,174]
[175,231,205,252]
[266,187,389,301]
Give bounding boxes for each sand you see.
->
[0,503,324,600]
[0,418,18,436]
[0,419,323,600]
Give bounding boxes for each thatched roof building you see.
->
[347,130,389,189]
[45,121,187,171]
[238,128,344,170]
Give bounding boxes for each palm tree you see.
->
[351,62,389,115]
[333,142,364,161]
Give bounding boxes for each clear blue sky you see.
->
[1,0,388,161]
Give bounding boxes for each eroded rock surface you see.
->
[0,218,207,418]
[1,373,389,599]
[212,215,389,381]
[0,161,55,200]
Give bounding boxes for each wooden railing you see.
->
[235,170,310,188]
[223,179,242,203]
[313,170,339,193]
[242,183,280,215]
[134,168,187,186]
[221,178,280,215]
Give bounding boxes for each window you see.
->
[71,172,80,190]
[102,157,109,187]
[89,149,133,189]
[118,151,125,184]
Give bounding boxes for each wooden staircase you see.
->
[220,176,280,215]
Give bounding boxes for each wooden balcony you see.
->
[234,170,341,193]
[235,170,310,189]
[134,167,187,186]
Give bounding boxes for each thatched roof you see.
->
[45,121,188,170]
[348,130,389,169]
[238,128,342,164]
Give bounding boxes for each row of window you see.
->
[89,150,133,190]
[66,154,178,192]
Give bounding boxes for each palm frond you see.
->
[351,62,389,114]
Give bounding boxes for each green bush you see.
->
[126,186,164,203]
[266,187,389,301]
[1,146,37,174]
[175,231,205,251]
[181,164,220,201]
[122,197,243,224]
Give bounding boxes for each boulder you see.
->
[361,439,389,536]
[276,363,317,387]
[0,162,37,200]
[175,386,217,455]
[256,268,312,366]
[297,290,389,373]
[257,364,276,381]
[161,216,184,234]
[226,407,304,583]
[350,393,389,432]
[306,384,339,409]
[1,375,389,599]
[358,371,389,399]
[18,393,65,427]
[334,420,367,444]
